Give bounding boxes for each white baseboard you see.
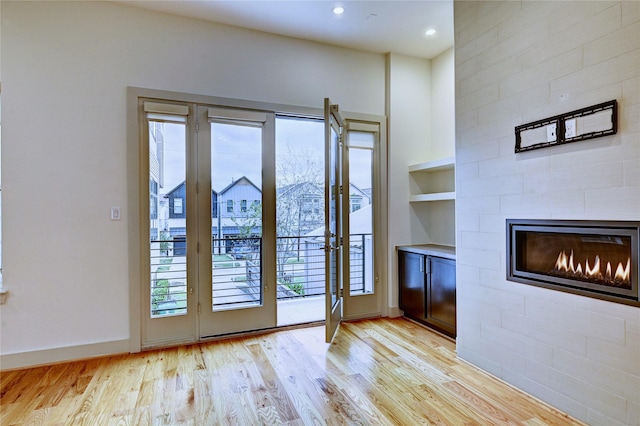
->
[388,306,403,318]
[1,339,129,371]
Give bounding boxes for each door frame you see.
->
[342,119,386,321]
[127,87,387,352]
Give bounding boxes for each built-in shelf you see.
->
[408,156,455,203]
[406,155,456,246]
[408,156,455,174]
[409,192,456,203]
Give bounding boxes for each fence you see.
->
[150,234,372,316]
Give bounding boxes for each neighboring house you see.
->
[148,122,164,241]
[163,181,186,239]
[277,181,372,233]
[302,204,373,296]
[217,176,261,221]
[163,181,219,237]
[348,183,371,212]
[276,181,324,235]
[159,177,261,252]
[214,176,262,253]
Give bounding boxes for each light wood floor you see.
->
[1,318,584,425]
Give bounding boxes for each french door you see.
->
[198,107,277,337]
[324,99,383,342]
[138,94,383,349]
[141,101,276,348]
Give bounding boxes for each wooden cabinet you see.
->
[398,246,456,338]
[398,251,426,319]
[425,256,456,337]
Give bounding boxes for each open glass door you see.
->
[324,98,344,342]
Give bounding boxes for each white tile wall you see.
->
[454,2,640,424]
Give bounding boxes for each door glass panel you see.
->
[149,121,188,317]
[348,131,374,295]
[211,122,263,311]
[329,124,339,307]
[275,116,325,326]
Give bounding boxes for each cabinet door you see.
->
[426,257,456,337]
[398,251,425,319]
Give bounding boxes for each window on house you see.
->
[351,197,362,212]
[174,198,183,215]
[227,200,233,213]
[149,180,159,221]
[241,199,247,212]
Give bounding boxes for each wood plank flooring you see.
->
[1,318,585,425]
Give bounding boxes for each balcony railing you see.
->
[150,234,372,317]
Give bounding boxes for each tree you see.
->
[230,200,262,259]
[275,143,324,281]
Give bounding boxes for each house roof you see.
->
[217,176,261,195]
[163,180,218,197]
[276,181,323,197]
[348,182,371,202]
[304,204,372,238]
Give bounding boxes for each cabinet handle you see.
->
[419,257,424,273]
[425,258,431,274]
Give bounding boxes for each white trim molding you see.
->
[0,339,129,371]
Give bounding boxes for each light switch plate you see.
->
[111,206,122,221]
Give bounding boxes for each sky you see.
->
[158,116,373,197]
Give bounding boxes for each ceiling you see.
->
[121,0,454,59]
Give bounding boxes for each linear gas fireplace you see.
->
[507,219,639,307]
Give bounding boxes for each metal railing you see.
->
[150,240,187,317]
[149,234,372,316]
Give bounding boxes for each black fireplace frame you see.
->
[506,219,640,307]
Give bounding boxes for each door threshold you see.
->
[199,320,325,343]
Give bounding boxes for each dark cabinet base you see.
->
[402,314,456,340]
[398,248,456,339]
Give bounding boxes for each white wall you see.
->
[386,53,432,314]
[385,47,457,314]
[430,47,455,160]
[455,2,639,425]
[0,1,386,365]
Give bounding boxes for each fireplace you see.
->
[507,219,639,307]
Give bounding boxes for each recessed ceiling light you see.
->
[425,28,437,36]
[333,6,345,15]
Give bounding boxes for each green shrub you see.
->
[152,279,170,310]
[287,277,305,295]
[213,254,234,262]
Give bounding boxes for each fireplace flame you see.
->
[615,258,631,281]
[585,256,600,276]
[554,251,630,284]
